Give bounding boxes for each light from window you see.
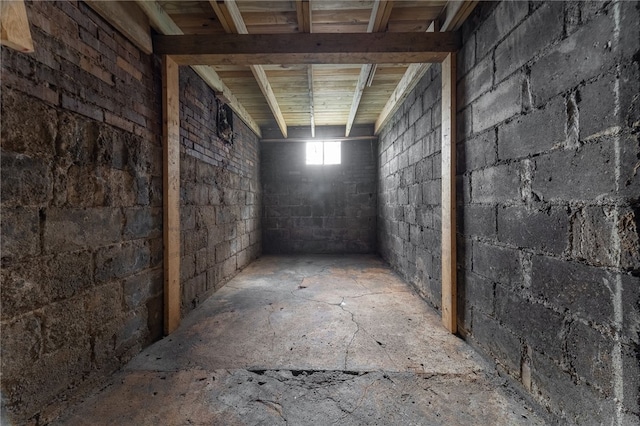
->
[306,141,341,165]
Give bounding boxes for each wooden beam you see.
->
[0,0,33,53]
[295,0,311,33]
[441,52,456,334]
[85,1,152,54]
[345,0,394,137]
[308,65,316,137]
[374,1,476,134]
[209,1,237,33]
[136,0,261,137]
[153,32,461,65]
[162,55,181,335]
[213,0,287,137]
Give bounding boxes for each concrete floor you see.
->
[57,255,546,425]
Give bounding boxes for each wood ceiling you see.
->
[120,1,476,138]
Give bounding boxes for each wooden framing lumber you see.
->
[212,0,288,137]
[308,65,316,137]
[1,0,33,52]
[162,55,181,335]
[84,1,152,54]
[374,1,476,134]
[153,32,460,65]
[136,0,261,137]
[440,52,457,333]
[295,0,311,33]
[345,0,394,137]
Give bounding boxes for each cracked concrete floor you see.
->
[56,255,546,425]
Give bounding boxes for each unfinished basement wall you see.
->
[0,2,163,423]
[262,140,377,253]
[179,67,261,315]
[378,1,640,423]
[377,67,443,308]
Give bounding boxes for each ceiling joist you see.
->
[345,0,395,137]
[374,1,477,134]
[135,0,261,137]
[153,32,461,66]
[211,0,288,137]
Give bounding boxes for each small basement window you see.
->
[306,141,341,165]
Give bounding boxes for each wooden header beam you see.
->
[153,32,461,66]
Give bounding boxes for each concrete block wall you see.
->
[262,140,377,253]
[379,1,640,423]
[0,2,163,423]
[378,66,444,308]
[179,68,261,315]
[0,1,262,423]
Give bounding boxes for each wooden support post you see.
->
[441,52,457,334]
[162,55,180,335]
[1,0,34,53]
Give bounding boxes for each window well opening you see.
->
[306,141,341,165]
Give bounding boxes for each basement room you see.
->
[1,0,639,424]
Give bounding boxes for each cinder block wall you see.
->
[0,2,163,423]
[179,68,261,315]
[0,1,260,423]
[378,1,639,423]
[377,66,443,308]
[262,140,377,253]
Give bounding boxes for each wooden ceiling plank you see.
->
[374,1,476,134]
[136,0,261,136]
[153,32,460,65]
[1,0,34,52]
[345,0,393,137]
[85,1,151,54]
[214,0,287,138]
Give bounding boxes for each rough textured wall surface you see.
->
[379,1,640,423]
[0,1,163,423]
[262,140,377,253]
[179,68,261,315]
[377,66,443,309]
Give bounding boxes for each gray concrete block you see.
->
[0,207,40,260]
[531,255,613,326]
[457,129,497,173]
[532,142,616,202]
[579,73,619,141]
[472,242,521,286]
[462,271,494,316]
[494,2,564,83]
[531,350,615,425]
[530,12,615,106]
[495,286,564,360]
[473,311,522,377]
[566,321,613,394]
[472,73,524,133]
[44,207,122,253]
[457,54,493,108]
[497,206,569,255]
[95,241,151,283]
[497,96,565,160]
[476,0,529,60]
[458,203,496,239]
[471,163,521,204]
